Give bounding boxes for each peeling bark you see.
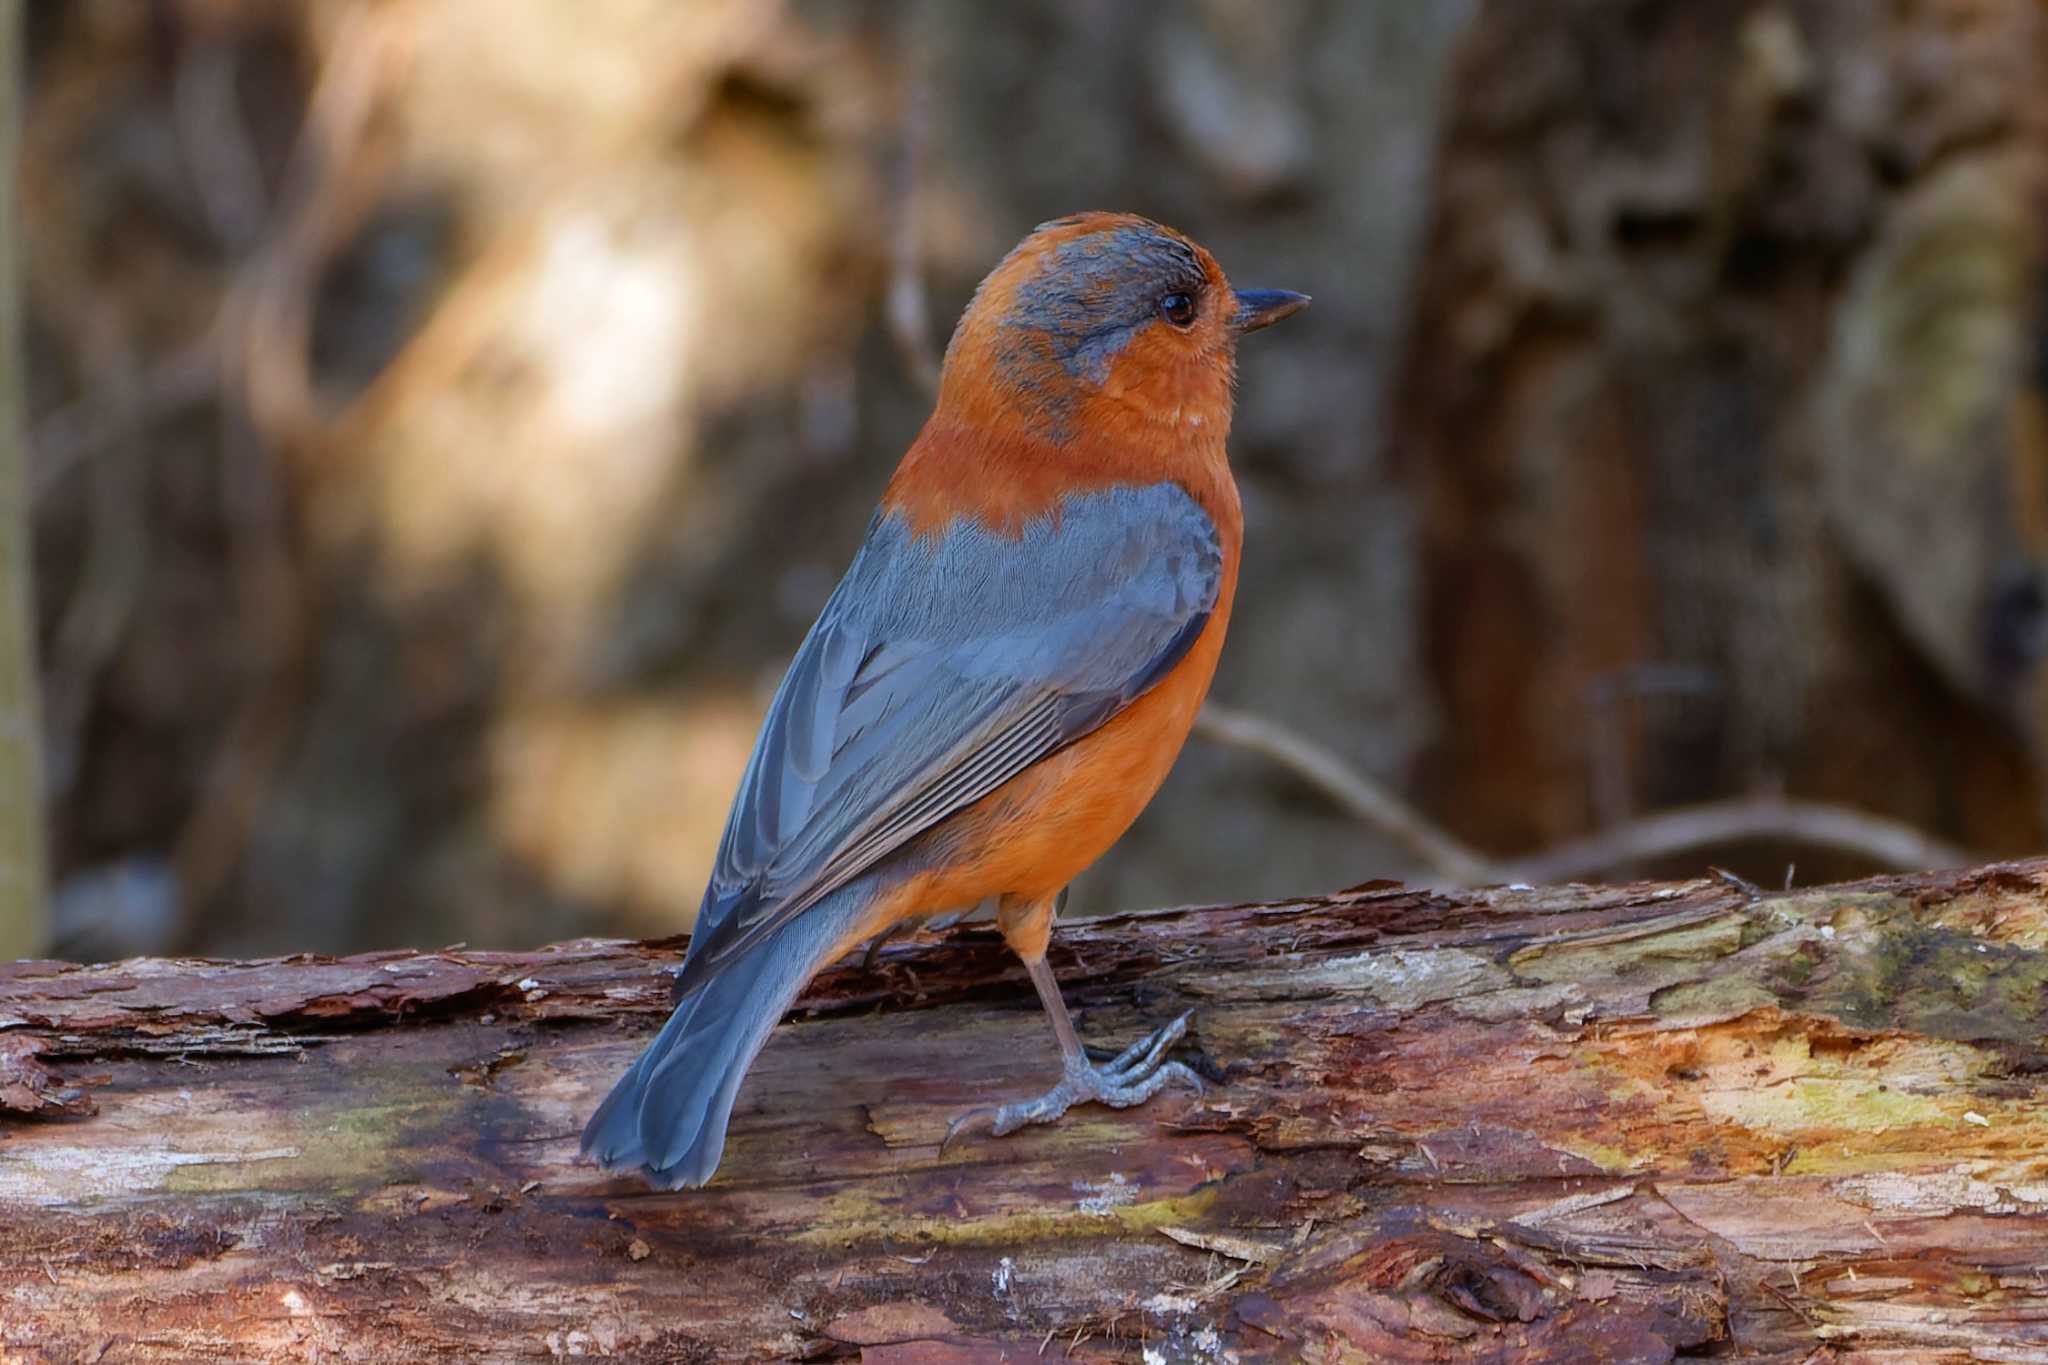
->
[5,862,2048,1360]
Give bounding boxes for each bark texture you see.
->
[6,861,2048,1360]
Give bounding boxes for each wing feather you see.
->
[675,482,1222,993]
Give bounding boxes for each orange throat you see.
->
[881,373,1242,544]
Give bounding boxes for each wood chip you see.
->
[1157,1225,1285,1264]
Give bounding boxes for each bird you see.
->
[581,211,1308,1189]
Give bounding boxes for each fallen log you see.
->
[4,861,2048,1361]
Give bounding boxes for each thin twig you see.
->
[1195,702,1499,883]
[1502,796,1975,886]
[29,339,220,500]
[1195,702,1978,886]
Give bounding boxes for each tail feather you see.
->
[581,883,872,1189]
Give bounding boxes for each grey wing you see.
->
[675,481,1222,993]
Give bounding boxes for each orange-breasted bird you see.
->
[582,212,1308,1188]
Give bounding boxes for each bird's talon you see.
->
[940,1106,998,1156]
[1099,1010,1193,1082]
[942,1016,1206,1155]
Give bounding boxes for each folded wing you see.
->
[675,480,1222,993]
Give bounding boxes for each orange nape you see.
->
[882,212,1245,541]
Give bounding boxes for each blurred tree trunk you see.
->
[0,0,42,960]
[1398,0,2048,875]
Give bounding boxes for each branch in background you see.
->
[28,340,219,500]
[1195,702,1498,884]
[1501,796,1975,886]
[1196,701,1978,886]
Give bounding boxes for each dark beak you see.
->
[1231,288,1311,334]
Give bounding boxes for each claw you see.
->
[942,1013,1204,1156]
[1099,1010,1191,1083]
[940,1105,1000,1156]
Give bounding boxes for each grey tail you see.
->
[580,882,872,1189]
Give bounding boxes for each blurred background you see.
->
[4,0,2045,961]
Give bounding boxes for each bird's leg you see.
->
[860,900,985,971]
[860,919,909,971]
[944,891,1201,1151]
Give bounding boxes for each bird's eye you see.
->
[1158,292,1197,328]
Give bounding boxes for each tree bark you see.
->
[5,862,2048,1361]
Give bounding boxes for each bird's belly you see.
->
[876,605,1231,920]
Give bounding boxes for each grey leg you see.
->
[943,956,1203,1150]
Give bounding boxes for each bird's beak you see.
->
[1231,289,1311,334]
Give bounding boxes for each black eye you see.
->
[1158,291,1197,327]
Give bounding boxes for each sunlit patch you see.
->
[491,694,761,933]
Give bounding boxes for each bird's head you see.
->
[937,212,1307,447]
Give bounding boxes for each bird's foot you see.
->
[942,1011,1202,1152]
